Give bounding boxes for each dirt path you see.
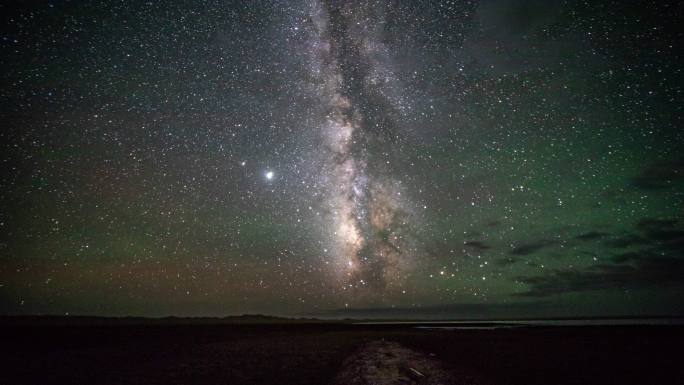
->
[330,340,489,385]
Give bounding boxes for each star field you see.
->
[0,0,682,318]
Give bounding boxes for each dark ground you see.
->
[1,320,682,385]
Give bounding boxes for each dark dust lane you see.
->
[330,340,491,385]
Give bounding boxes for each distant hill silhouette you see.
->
[0,314,330,326]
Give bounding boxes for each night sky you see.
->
[1,0,682,318]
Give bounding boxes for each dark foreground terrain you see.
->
[1,318,682,385]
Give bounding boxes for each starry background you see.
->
[0,0,682,318]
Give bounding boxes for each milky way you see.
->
[0,0,682,318]
[300,1,418,293]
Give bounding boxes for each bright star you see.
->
[265,170,274,180]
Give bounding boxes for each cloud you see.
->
[517,256,684,297]
[611,251,650,263]
[636,219,684,247]
[485,220,501,228]
[518,217,684,297]
[606,218,683,250]
[510,240,556,255]
[631,158,684,190]
[574,231,609,241]
[637,218,679,230]
[606,234,649,248]
[494,256,520,266]
[463,240,491,251]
